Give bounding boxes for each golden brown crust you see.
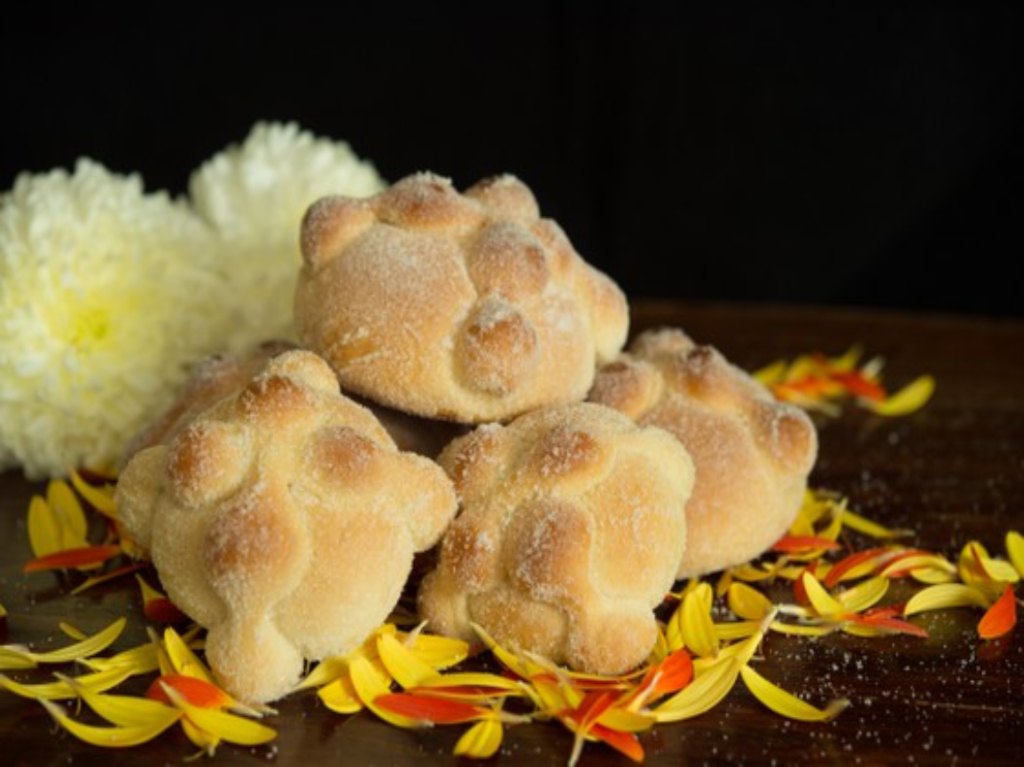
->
[295,172,629,422]
[588,328,818,578]
[115,350,457,703]
[418,402,694,676]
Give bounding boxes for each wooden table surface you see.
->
[2,301,1023,766]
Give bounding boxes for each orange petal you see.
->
[829,371,886,401]
[23,544,121,573]
[822,547,893,588]
[590,723,644,763]
[772,535,840,554]
[69,470,119,520]
[135,575,188,624]
[146,675,232,709]
[374,693,488,725]
[978,584,1017,640]
[846,613,928,638]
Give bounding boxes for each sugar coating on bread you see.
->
[115,350,457,703]
[589,328,818,578]
[419,402,694,676]
[295,173,629,422]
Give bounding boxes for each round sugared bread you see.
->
[419,402,694,676]
[115,350,457,703]
[294,173,629,423]
[588,328,818,578]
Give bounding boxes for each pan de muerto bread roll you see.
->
[115,350,457,703]
[418,402,694,675]
[588,328,817,578]
[294,172,629,422]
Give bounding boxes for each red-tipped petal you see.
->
[772,536,840,554]
[23,545,121,573]
[823,547,891,588]
[978,584,1017,640]
[829,371,886,401]
[374,693,487,724]
[590,723,644,762]
[146,674,231,709]
[143,598,187,625]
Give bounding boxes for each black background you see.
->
[2,5,1021,317]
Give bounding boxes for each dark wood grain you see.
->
[2,301,1023,766]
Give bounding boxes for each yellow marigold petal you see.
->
[769,621,837,637]
[714,621,763,641]
[83,637,160,677]
[348,656,420,728]
[317,675,363,715]
[665,601,685,653]
[159,682,276,745]
[904,584,992,615]
[39,698,180,747]
[28,494,64,559]
[403,631,469,670]
[70,470,118,519]
[162,626,213,683]
[650,624,669,663]
[0,647,37,671]
[753,359,787,386]
[471,623,542,680]
[597,707,656,733]
[909,567,957,585]
[729,563,775,583]
[681,583,718,658]
[880,554,956,578]
[801,573,844,618]
[24,618,126,664]
[739,664,849,721]
[296,656,351,691]
[776,564,814,581]
[783,354,820,382]
[978,555,1020,584]
[837,576,889,614]
[734,616,772,666]
[1008,531,1024,578]
[414,671,525,694]
[818,511,844,544]
[728,583,774,620]
[182,718,220,756]
[78,687,181,728]
[652,657,739,722]
[864,375,934,417]
[839,509,912,539]
[0,667,130,701]
[47,480,89,548]
[529,677,575,714]
[829,345,863,372]
[454,717,503,759]
[715,569,733,598]
[377,632,441,689]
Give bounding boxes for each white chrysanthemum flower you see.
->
[0,160,224,478]
[190,121,385,348]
